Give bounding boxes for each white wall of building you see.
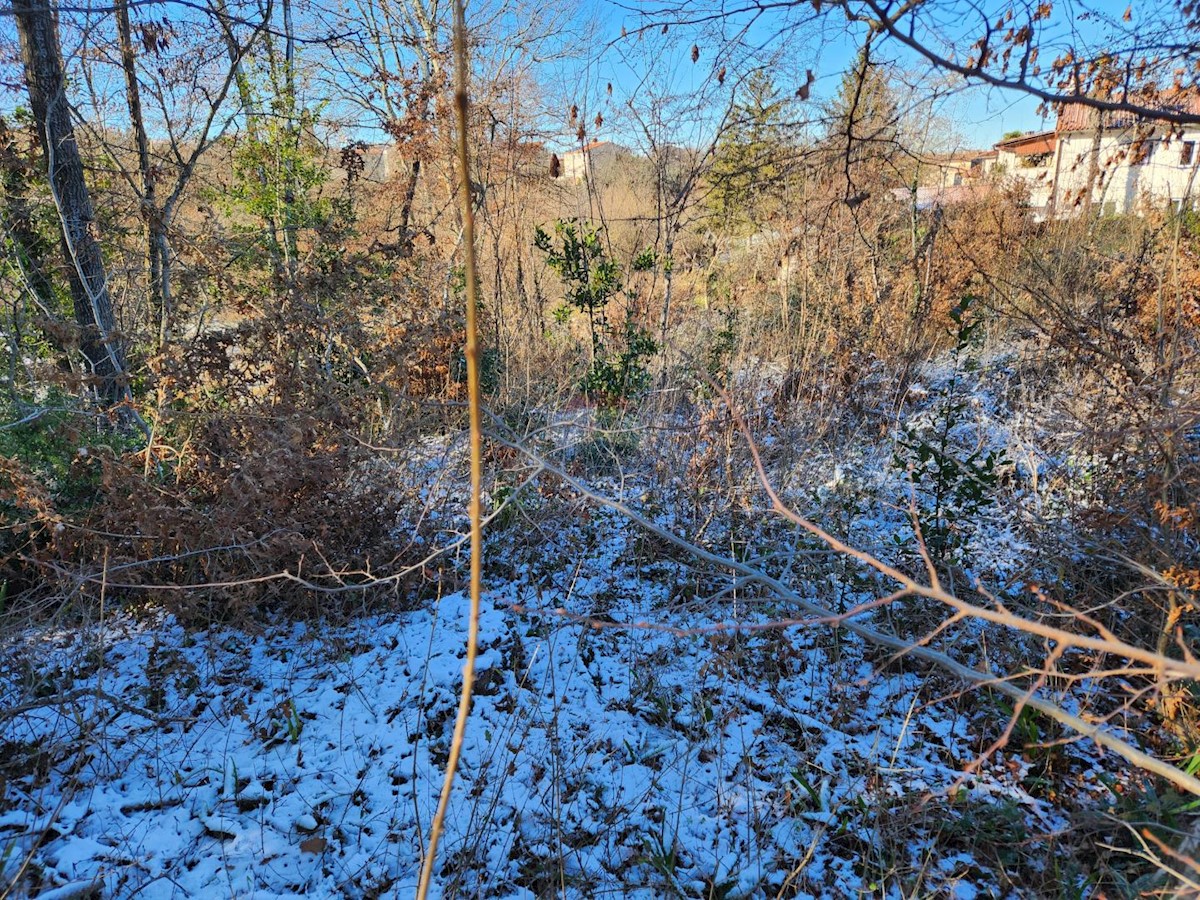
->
[996,147,1056,214]
[559,142,621,182]
[1051,130,1200,215]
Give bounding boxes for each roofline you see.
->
[994,129,1056,150]
[562,140,618,156]
[915,151,993,164]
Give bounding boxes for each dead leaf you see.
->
[300,837,328,854]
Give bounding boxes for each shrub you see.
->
[894,297,1008,565]
[534,219,658,410]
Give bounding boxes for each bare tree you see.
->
[64,0,265,349]
[648,0,1200,126]
[321,0,451,256]
[112,0,160,344]
[608,28,746,350]
[11,0,129,404]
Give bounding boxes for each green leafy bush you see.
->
[534,219,658,409]
[894,297,1007,564]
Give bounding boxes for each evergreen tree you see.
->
[708,71,798,233]
[825,49,902,191]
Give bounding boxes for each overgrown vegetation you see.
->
[2,0,1200,895]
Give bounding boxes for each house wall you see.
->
[996,147,1056,216]
[1049,130,1200,215]
[970,155,997,178]
[560,150,588,181]
[560,143,620,181]
[361,145,394,183]
[925,159,973,189]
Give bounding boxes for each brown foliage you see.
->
[1,274,472,620]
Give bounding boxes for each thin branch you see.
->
[415,0,484,894]
[484,423,1200,798]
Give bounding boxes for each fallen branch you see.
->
[487,423,1200,798]
[0,686,190,726]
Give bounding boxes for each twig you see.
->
[416,1,484,895]
[0,408,53,430]
[484,425,1200,798]
[723,392,1200,682]
[0,686,190,725]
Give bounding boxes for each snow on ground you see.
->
[1,576,1075,899]
[0,347,1143,898]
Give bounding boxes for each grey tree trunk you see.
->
[115,0,168,350]
[12,0,129,403]
[280,0,299,288]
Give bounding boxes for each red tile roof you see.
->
[1056,92,1200,133]
[996,130,1056,155]
[562,140,613,156]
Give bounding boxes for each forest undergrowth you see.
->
[2,315,1199,897]
[3,13,1200,888]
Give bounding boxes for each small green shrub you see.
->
[693,307,740,399]
[0,398,139,511]
[894,297,1007,565]
[580,315,657,405]
[534,219,658,409]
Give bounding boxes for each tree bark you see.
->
[12,0,129,403]
[279,0,300,287]
[114,0,168,350]
[1084,116,1104,218]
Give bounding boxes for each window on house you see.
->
[1183,141,1195,166]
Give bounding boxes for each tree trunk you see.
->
[12,0,129,403]
[397,157,422,252]
[115,0,169,350]
[1084,118,1104,219]
[214,0,283,281]
[279,0,300,288]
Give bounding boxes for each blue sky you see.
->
[563,0,1133,152]
[0,0,1124,154]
